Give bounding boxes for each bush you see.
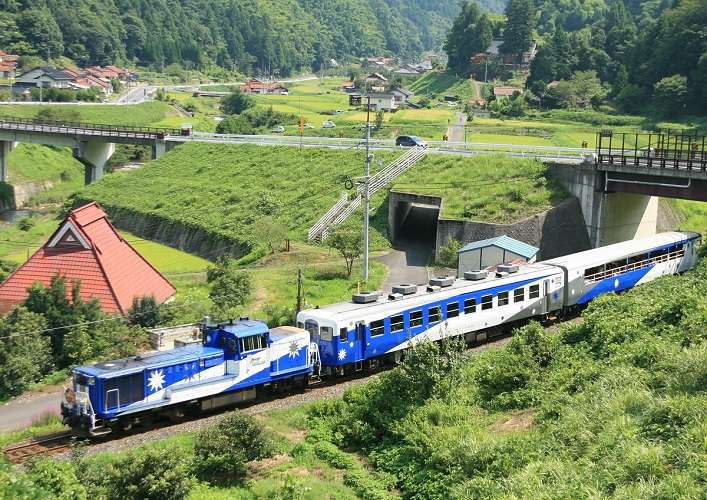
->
[216,114,253,134]
[220,89,255,115]
[83,447,194,500]
[25,459,87,500]
[193,412,273,483]
[207,258,252,312]
[438,238,460,267]
[128,295,168,328]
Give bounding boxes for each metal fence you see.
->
[596,130,707,172]
[0,115,183,139]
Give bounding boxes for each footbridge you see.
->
[0,116,190,184]
[552,130,707,248]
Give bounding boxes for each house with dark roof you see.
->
[391,87,414,104]
[0,203,176,315]
[15,67,76,88]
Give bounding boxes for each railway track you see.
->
[3,431,75,464]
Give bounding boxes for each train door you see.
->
[353,322,365,362]
[544,277,563,312]
[105,389,119,411]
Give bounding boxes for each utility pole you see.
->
[296,268,303,313]
[362,96,372,282]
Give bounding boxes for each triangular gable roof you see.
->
[458,235,538,259]
[0,202,176,315]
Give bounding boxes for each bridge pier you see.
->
[549,163,658,248]
[151,140,178,160]
[74,141,115,184]
[0,141,15,183]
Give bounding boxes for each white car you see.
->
[304,123,314,129]
[322,120,336,129]
[271,126,285,133]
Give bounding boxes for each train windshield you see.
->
[304,320,319,342]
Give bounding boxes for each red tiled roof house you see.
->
[0,203,176,315]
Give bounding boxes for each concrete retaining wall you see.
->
[435,197,591,261]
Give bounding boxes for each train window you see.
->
[390,315,404,333]
[304,320,318,337]
[104,373,144,408]
[498,291,509,306]
[428,306,441,323]
[446,302,459,318]
[481,295,493,310]
[340,328,348,342]
[529,284,540,299]
[297,322,304,329]
[320,327,333,341]
[628,253,648,264]
[464,298,476,314]
[410,310,423,328]
[584,265,603,279]
[240,334,265,353]
[370,320,385,337]
[514,288,525,302]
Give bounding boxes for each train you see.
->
[61,231,701,436]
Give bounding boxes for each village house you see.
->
[341,81,357,93]
[0,203,176,315]
[15,67,76,88]
[493,86,523,99]
[366,56,395,70]
[391,87,414,105]
[240,78,288,95]
[365,72,388,84]
[0,50,18,78]
[365,92,397,112]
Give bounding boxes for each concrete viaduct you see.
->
[552,130,707,247]
[0,116,189,184]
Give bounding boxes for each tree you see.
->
[193,412,273,483]
[206,258,252,311]
[326,227,362,279]
[128,296,163,328]
[501,0,535,60]
[0,259,18,282]
[253,216,288,253]
[653,74,689,115]
[438,238,461,268]
[63,316,93,366]
[216,114,254,134]
[16,9,64,58]
[374,110,384,130]
[444,1,493,76]
[0,306,53,399]
[220,88,255,115]
[36,107,81,123]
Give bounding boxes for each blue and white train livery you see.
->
[62,231,701,435]
[61,321,314,436]
[296,231,701,375]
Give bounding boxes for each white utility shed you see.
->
[458,235,539,276]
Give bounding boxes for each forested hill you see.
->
[0,0,502,75]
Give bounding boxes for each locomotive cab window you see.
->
[410,310,423,328]
[104,373,144,409]
[428,306,441,323]
[370,320,384,337]
[529,284,540,299]
[240,334,266,353]
[498,291,509,306]
[446,302,459,318]
[390,315,404,333]
[513,287,525,302]
[464,298,476,314]
[340,327,348,342]
[481,294,493,310]
[320,327,333,341]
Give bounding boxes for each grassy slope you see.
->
[0,101,178,127]
[409,71,475,101]
[77,144,568,247]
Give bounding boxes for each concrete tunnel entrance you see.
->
[380,192,442,289]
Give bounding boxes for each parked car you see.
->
[271,126,285,133]
[304,123,314,129]
[395,135,427,148]
[322,120,336,129]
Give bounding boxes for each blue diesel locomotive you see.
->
[62,232,700,435]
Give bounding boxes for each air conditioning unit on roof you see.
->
[392,284,417,295]
[464,270,488,280]
[352,292,379,304]
[429,276,454,287]
[497,263,519,273]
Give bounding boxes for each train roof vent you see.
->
[429,276,454,287]
[426,285,441,293]
[352,291,379,304]
[392,284,417,295]
[464,269,488,281]
[497,263,519,274]
[388,292,404,301]
[496,271,509,278]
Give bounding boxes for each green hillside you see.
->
[76,143,568,257]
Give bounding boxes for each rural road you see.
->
[0,389,63,432]
[447,112,467,143]
[115,84,155,104]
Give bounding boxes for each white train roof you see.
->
[299,262,560,325]
[544,231,700,270]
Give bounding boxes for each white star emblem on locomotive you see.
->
[147,369,165,392]
[338,348,347,360]
[288,340,300,358]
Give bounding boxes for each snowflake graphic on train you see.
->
[60,232,701,436]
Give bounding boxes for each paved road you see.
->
[447,112,467,143]
[0,390,63,432]
[115,84,155,104]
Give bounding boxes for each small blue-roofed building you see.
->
[457,235,539,276]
